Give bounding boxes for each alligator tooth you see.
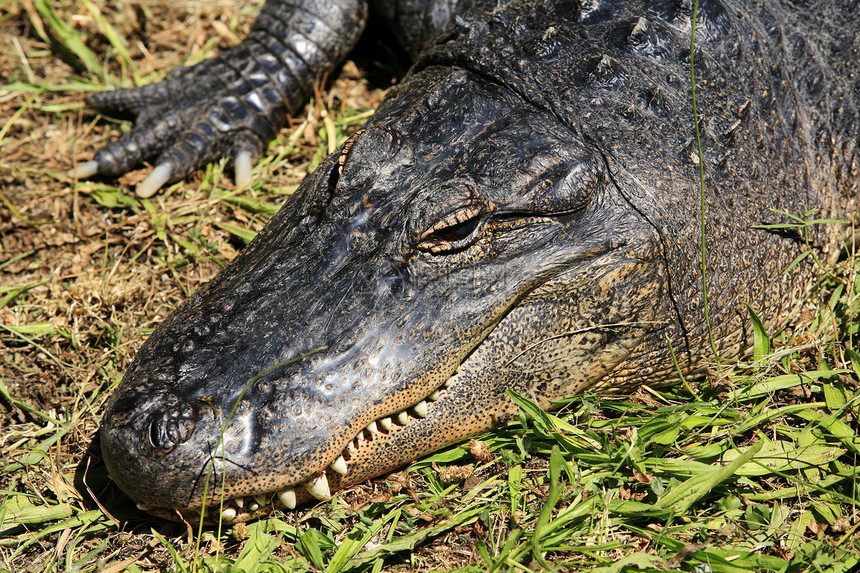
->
[254,494,267,507]
[396,411,409,425]
[411,401,428,418]
[221,507,237,521]
[441,380,450,388]
[379,417,392,431]
[330,455,348,475]
[278,488,297,509]
[136,503,152,512]
[366,420,379,434]
[347,439,357,453]
[234,497,244,509]
[304,474,331,501]
[249,502,260,512]
[428,390,441,401]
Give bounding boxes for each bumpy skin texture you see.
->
[99,0,859,522]
[84,0,368,186]
[82,0,465,192]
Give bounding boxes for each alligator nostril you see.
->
[148,413,174,453]
[146,402,196,454]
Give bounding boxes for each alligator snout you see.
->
[146,402,196,454]
[102,387,213,510]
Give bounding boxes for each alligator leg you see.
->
[76,0,472,196]
[75,0,369,197]
[371,0,470,56]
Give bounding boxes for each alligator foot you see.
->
[72,0,368,197]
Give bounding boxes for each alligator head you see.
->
[101,9,677,523]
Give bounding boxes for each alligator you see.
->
[82,0,859,523]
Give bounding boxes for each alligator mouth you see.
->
[139,380,452,523]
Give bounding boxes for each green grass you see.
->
[6,320,860,571]
[2,1,860,572]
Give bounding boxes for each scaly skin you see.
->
[97,0,858,523]
[81,0,368,195]
[77,0,463,196]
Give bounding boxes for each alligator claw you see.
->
[76,0,368,195]
[70,160,99,179]
[136,164,172,198]
[234,151,253,188]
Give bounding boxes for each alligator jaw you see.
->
[141,379,467,523]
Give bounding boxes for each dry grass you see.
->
[2,2,860,572]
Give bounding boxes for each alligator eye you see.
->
[417,207,484,253]
[434,217,480,242]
